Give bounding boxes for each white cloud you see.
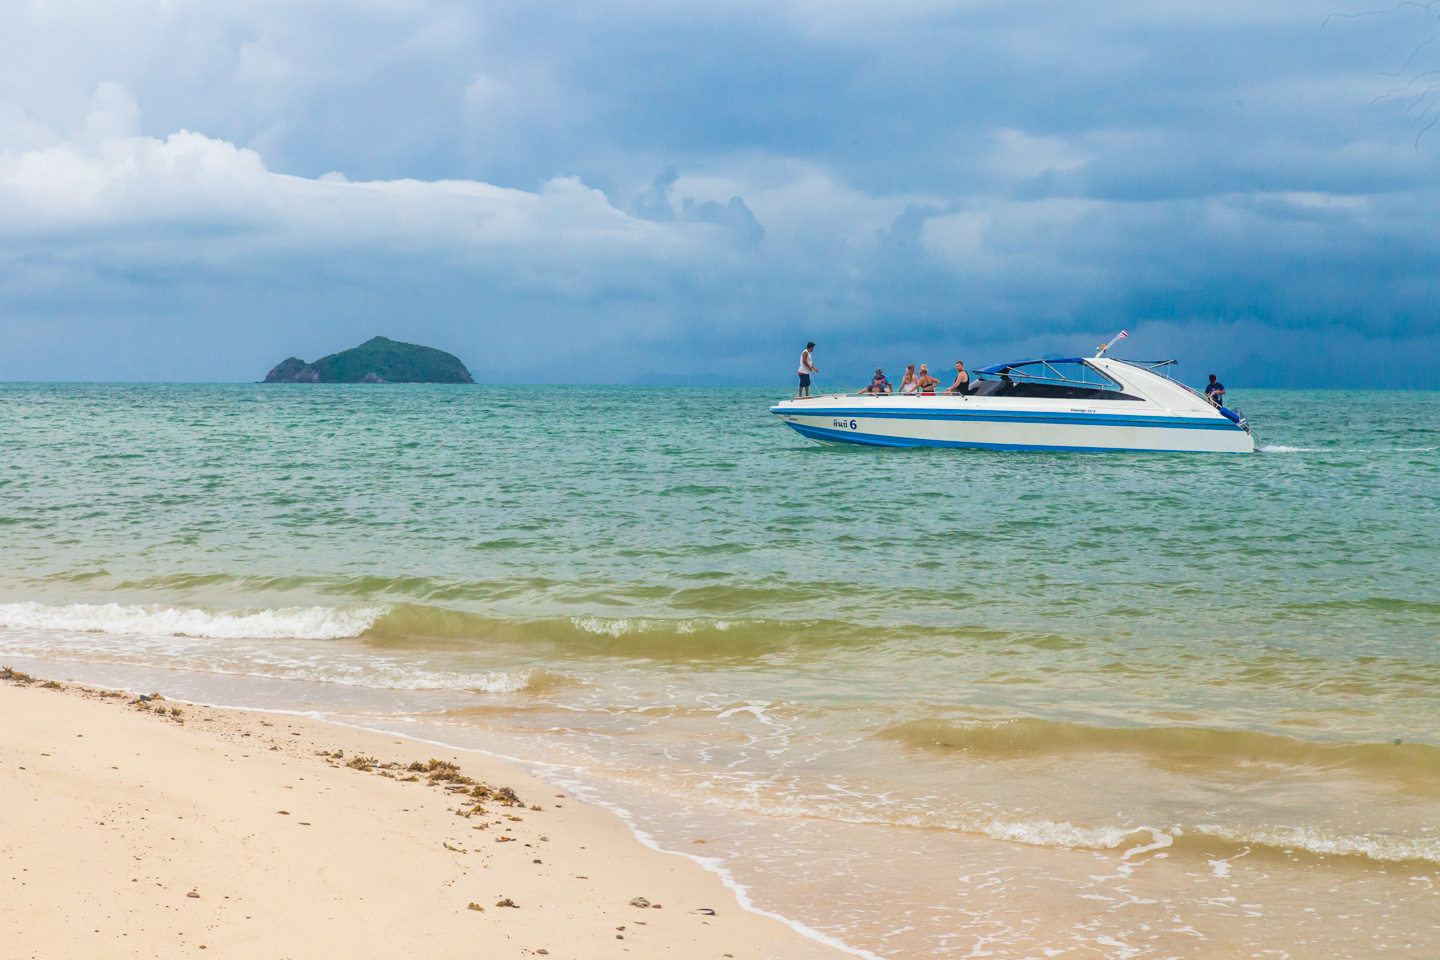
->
[0,84,733,269]
[987,129,1089,181]
[922,210,988,262]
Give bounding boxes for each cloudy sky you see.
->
[2,0,1438,385]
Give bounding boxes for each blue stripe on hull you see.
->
[783,420,1231,453]
[769,406,1243,432]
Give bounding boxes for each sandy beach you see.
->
[0,669,846,960]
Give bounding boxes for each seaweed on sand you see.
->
[341,755,528,808]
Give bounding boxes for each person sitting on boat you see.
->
[1204,374,1226,408]
[857,369,892,394]
[899,365,919,395]
[944,361,970,395]
[917,365,940,395]
[797,342,818,397]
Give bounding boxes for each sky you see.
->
[2,0,1439,386]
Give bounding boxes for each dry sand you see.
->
[0,670,849,960]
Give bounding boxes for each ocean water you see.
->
[2,382,1438,958]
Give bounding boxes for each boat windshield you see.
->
[1108,358,1210,402]
[972,359,1140,401]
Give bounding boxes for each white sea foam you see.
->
[1196,823,1440,865]
[982,819,1168,852]
[571,615,740,636]
[1262,444,1435,454]
[306,664,540,693]
[0,601,384,640]
[586,762,1177,854]
[2,639,542,694]
[0,601,544,693]
[572,615,636,637]
[463,670,544,693]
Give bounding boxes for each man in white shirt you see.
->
[798,341,818,397]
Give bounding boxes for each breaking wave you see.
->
[1190,823,1440,865]
[570,615,746,637]
[0,599,875,667]
[0,600,383,640]
[0,601,567,694]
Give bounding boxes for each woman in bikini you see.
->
[899,365,919,395]
[917,364,940,395]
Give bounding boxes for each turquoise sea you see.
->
[2,383,1438,958]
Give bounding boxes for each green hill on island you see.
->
[263,336,474,383]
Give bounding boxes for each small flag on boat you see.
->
[1097,330,1129,356]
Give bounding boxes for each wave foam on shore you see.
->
[0,601,384,640]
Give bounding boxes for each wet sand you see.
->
[0,670,846,960]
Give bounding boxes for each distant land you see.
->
[263,336,474,383]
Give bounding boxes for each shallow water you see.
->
[3,383,1438,957]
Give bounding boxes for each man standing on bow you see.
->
[798,342,818,397]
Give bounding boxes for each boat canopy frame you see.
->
[973,358,1125,391]
[1111,359,1177,373]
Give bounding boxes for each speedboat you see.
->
[770,355,1253,453]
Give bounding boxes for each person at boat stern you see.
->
[1205,374,1227,407]
[798,342,818,397]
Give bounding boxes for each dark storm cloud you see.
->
[1,0,1438,385]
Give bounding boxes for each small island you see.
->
[263,336,474,384]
